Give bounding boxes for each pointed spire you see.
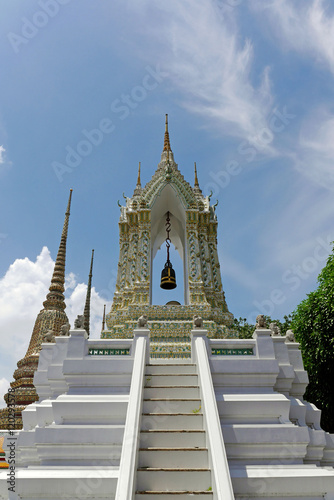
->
[160,114,175,165]
[194,162,199,187]
[101,304,106,332]
[137,162,141,187]
[163,114,172,152]
[43,189,72,310]
[133,162,143,197]
[83,249,94,337]
[1,190,73,428]
[193,162,202,195]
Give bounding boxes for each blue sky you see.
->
[1,0,334,405]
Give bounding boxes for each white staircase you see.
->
[2,328,334,500]
[135,362,213,498]
[210,330,334,499]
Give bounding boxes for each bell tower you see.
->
[102,116,233,357]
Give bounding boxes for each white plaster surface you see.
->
[1,328,334,500]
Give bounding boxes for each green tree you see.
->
[232,315,292,339]
[291,244,334,433]
[231,317,254,339]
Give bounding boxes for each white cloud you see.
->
[0,248,111,401]
[0,378,9,409]
[0,246,54,362]
[65,272,77,290]
[0,146,5,164]
[129,0,275,149]
[250,1,334,190]
[252,0,334,75]
[65,284,108,339]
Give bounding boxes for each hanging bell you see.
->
[160,260,177,290]
[160,211,177,290]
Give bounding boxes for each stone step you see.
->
[35,424,124,444]
[143,399,201,414]
[144,374,198,387]
[230,464,334,499]
[146,364,197,374]
[35,443,121,466]
[222,423,309,464]
[144,386,200,399]
[12,468,119,499]
[52,396,128,425]
[149,358,193,365]
[135,491,213,499]
[25,424,125,466]
[136,469,212,491]
[217,392,291,424]
[141,413,203,431]
[140,430,206,448]
[138,448,208,468]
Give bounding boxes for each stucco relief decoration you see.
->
[130,234,139,284]
[199,234,210,286]
[140,231,150,279]
[120,242,129,287]
[188,232,199,280]
[208,243,220,291]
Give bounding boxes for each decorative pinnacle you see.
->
[133,161,143,196]
[194,162,199,187]
[193,162,202,194]
[43,189,72,311]
[102,304,106,332]
[83,249,94,337]
[163,114,172,152]
[137,162,141,187]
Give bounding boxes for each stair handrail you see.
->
[115,330,150,500]
[192,330,235,500]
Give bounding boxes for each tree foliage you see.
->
[232,315,292,339]
[231,246,334,432]
[291,244,334,433]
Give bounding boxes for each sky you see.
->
[1,0,334,407]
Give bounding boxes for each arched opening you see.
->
[150,183,189,305]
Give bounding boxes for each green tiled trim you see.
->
[88,348,130,356]
[211,348,253,356]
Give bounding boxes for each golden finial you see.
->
[83,249,94,337]
[194,162,199,187]
[163,114,172,152]
[43,189,73,311]
[137,162,141,187]
[102,304,106,332]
